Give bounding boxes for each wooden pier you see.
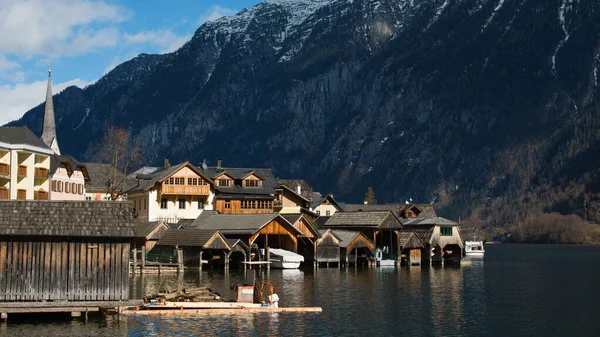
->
[121,306,322,316]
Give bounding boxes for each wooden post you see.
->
[140,245,146,272]
[132,244,137,274]
[345,254,349,268]
[177,249,184,273]
[265,235,270,270]
[199,250,203,271]
[225,252,230,271]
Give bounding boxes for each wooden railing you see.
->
[161,184,211,196]
[17,165,27,177]
[34,190,49,200]
[0,188,8,199]
[0,163,9,176]
[17,189,26,200]
[34,167,49,179]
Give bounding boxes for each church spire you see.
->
[41,69,60,154]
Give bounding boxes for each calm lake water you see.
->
[3,244,600,336]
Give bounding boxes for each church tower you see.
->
[41,69,60,155]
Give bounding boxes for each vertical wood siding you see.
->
[0,238,129,301]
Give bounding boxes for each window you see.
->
[198,199,204,209]
[440,226,453,236]
[188,178,197,185]
[316,210,321,216]
[161,198,168,209]
[78,184,83,195]
[218,179,232,187]
[71,183,76,194]
[58,181,63,192]
[244,179,261,188]
[326,210,331,216]
[65,182,70,193]
[85,196,92,201]
[51,181,57,192]
[143,198,147,210]
[225,200,231,209]
[175,177,185,185]
[179,198,186,209]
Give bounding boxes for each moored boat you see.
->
[269,248,304,269]
[464,241,485,256]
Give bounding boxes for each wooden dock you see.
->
[0,300,143,316]
[121,306,323,316]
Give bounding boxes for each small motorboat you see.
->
[268,248,304,269]
[464,241,485,256]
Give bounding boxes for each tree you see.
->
[93,126,143,200]
[364,186,377,204]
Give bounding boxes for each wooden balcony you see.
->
[34,190,49,200]
[0,163,9,177]
[161,184,211,196]
[17,165,27,177]
[34,167,49,179]
[0,188,8,200]
[17,189,26,200]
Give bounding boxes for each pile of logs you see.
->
[145,287,222,303]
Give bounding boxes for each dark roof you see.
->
[323,211,403,229]
[135,221,168,239]
[406,228,435,244]
[201,167,278,197]
[0,200,134,237]
[342,203,437,219]
[156,229,229,248]
[227,238,250,252]
[314,216,331,228]
[311,194,343,211]
[191,212,300,235]
[0,126,50,150]
[280,213,302,225]
[83,162,137,193]
[277,179,314,201]
[401,217,458,227]
[51,155,89,180]
[330,230,373,248]
[398,231,425,249]
[127,162,214,194]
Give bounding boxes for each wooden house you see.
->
[398,231,426,265]
[401,217,463,264]
[280,213,320,261]
[156,229,231,269]
[315,229,375,267]
[322,211,403,262]
[0,200,134,303]
[274,184,311,214]
[127,160,215,222]
[199,160,278,215]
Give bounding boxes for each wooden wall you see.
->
[0,237,130,301]
[214,199,273,214]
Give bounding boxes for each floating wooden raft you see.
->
[120,301,322,315]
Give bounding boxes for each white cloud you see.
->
[0,0,127,57]
[124,30,191,54]
[197,5,237,25]
[0,78,90,125]
[0,55,19,74]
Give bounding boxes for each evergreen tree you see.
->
[364,186,377,204]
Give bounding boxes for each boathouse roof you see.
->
[156,229,230,249]
[0,200,135,237]
[401,217,458,227]
[399,231,426,249]
[135,221,169,239]
[322,211,403,229]
[191,212,302,236]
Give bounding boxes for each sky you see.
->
[0,0,262,125]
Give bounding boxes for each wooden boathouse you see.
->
[155,229,231,270]
[401,217,464,264]
[315,229,375,267]
[0,200,140,317]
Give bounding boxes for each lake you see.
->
[2,244,600,336]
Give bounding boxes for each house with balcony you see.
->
[0,127,54,200]
[199,159,278,215]
[126,160,215,222]
[49,155,89,200]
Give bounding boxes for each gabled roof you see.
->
[277,179,314,201]
[156,229,230,249]
[317,229,342,242]
[83,162,136,193]
[0,200,134,237]
[398,231,426,249]
[200,167,278,197]
[405,228,435,244]
[191,212,302,236]
[135,221,169,239]
[311,194,343,211]
[281,213,320,238]
[127,161,214,194]
[51,155,90,181]
[227,239,250,252]
[279,184,310,202]
[401,217,458,227]
[0,126,54,154]
[314,216,331,228]
[323,211,403,229]
[330,230,375,249]
[399,204,438,218]
[240,171,263,180]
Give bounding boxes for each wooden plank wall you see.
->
[0,237,130,302]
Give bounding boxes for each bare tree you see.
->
[364,186,377,205]
[93,126,143,200]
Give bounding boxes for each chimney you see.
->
[164,157,170,169]
[216,158,222,169]
[364,200,368,205]
[297,184,302,195]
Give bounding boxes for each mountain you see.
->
[10,0,600,228]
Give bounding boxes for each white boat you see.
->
[268,248,304,269]
[464,241,485,256]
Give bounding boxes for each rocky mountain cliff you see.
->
[11,0,600,227]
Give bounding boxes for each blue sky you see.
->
[0,0,262,125]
